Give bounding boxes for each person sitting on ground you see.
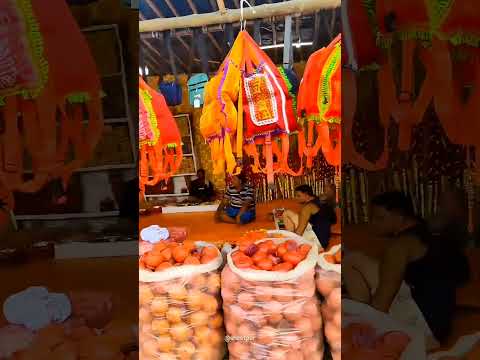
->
[283,184,337,249]
[188,169,215,202]
[342,191,470,348]
[216,172,256,225]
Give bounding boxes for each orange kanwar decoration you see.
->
[0,0,103,209]
[200,30,298,186]
[343,0,381,70]
[297,35,341,169]
[139,77,182,196]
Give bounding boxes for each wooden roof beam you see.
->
[163,0,179,16]
[145,0,164,18]
[140,0,340,32]
[142,38,187,72]
[216,0,226,12]
[185,0,222,55]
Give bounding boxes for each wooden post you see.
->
[140,0,340,32]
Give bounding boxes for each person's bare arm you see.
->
[371,240,410,312]
[295,205,313,236]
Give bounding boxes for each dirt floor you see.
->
[139,199,341,249]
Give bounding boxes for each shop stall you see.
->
[139,0,342,359]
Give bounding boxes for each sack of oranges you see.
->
[222,231,323,360]
[139,241,226,360]
[316,244,341,359]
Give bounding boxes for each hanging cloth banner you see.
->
[200,30,298,184]
[0,0,103,209]
[241,31,298,185]
[297,34,341,168]
[139,77,183,195]
[200,31,243,176]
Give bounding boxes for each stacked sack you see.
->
[139,241,225,360]
[222,232,323,360]
[316,245,341,359]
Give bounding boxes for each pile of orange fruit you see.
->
[221,265,324,360]
[139,242,219,272]
[231,239,312,272]
[323,248,342,264]
[139,273,225,360]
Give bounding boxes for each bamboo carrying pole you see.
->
[139,0,340,32]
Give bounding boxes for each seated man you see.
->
[216,173,256,225]
[188,169,215,202]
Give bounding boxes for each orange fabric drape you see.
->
[0,0,103,209]
[344,0,380,69]
[138,77,183,195]
[297,35,341,168]
[429,39,480,158]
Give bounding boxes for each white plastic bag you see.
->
[342,299,427,360]
[222,232,323,360]
[316,244,341,359]
[428,332,480,360]
[139,242,225,360]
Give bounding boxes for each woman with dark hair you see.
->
[343,191,470,348]
[283,184,337,249]
[215,172,256,225]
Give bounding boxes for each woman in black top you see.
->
[283,184,337,249]
[343,191,469,346]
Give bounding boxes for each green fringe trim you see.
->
[361,0,378,31]
[277,66,297,114]
[139,89,160,148]
[66,92,91,104]
[0,0,49,105]
[305,114,341,125]
[445,32,480,48]
[65,91,105,104]
[427,0,454,32]
[376,33,393,49]
[319,42,341,120]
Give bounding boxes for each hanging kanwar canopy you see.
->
[297,34,341,169]
[0,0,104,209]
[200,30,299,186]
[139,77,182,195]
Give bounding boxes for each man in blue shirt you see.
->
[215,173,256,225]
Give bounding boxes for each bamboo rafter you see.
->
[139,0,340,32]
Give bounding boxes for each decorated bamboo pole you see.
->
[465,147,475,234]
[420,179,425,219]
[402,169,408,196]
[349,168,359,224]
[393,171,401,192]
[359,170,368,223]
[426,182,433,218]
